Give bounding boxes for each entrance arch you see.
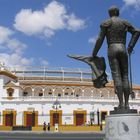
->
[50,110,62,126]
[3,110,16,126]
[73,110,87,126]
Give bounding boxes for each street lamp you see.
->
[52,99,61,126]
[97,109,100,126]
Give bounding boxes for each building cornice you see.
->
[0,70,17,80]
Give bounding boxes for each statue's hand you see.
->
[127,46,133,54]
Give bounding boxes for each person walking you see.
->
[43,121,46,131]
[47,122,50,131]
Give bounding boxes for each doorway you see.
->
[26,113,35,126]
[50,110,62,126]
[24,111,38,127]
[101,111,108,122]
[52,113,59,126]
[3,110,16,126]
[74,110,86,126]
[5,113,13,126]
[75,113,84,126]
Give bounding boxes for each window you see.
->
[58,93,61,97]
[23,92,28,96]
[76,94,79,98]
[65,92,68,96]
[39,93,43,96]
[48,92,52,95]
[9,92,13,97]
[7,88,14,97]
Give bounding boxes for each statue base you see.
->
[105,113,140,140]
[110,107,137,115]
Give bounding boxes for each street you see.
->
[0,132,105,140]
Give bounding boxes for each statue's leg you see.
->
[108,57,124,108]
[119,54,130,109]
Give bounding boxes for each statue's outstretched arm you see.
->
[92,27,106,57]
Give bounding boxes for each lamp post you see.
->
[97,109,100,126]
[52,99,61,126]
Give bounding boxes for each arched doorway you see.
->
[74,110,86,126]
[3,110,16,126]
[50,110,62,126]
[24,111,38,127]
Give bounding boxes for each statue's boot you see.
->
[116,87,124,109]
[124,89,130,110]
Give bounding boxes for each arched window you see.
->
[100,89,109,98]
[74,88,83,98]
[44,87,53,96]
[54,87,63,97]
[92,88,101,98]
[23,87,32,96]
[108,88,115,98]
[64,87,73,96]
[7,88,14,97]
[34,87,43,97]
[83,88,92,97]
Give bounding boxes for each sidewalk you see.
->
[0,130,105,134]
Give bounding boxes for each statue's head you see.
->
[108,6,119,17]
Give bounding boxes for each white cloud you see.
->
[123,0,139,6]
[44,28,55,38]
[0,26,13,44]
[67,14,85,31]
[88,36,97,45]
[6,38,27,54]
[0,26,34,67]
[14,1,85,37]
[122,0,140,10]
[0,53,34,67]
[0,26,26,54]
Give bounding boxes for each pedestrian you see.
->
[47,122,50,131]
[43,121,46,131]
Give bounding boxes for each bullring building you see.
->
[0,64,140,130]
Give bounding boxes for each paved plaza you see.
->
[0,131,105,140]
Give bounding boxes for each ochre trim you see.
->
[0,71,17,80]
[21,82,93,87]
[3,110,16,126]
[50,110,62,126]
[23,111,38,126]
[73,110,87,126]
[7,97,14,100]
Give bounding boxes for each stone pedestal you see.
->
[105,114,140,140]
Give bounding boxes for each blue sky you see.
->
[0,0,140,84]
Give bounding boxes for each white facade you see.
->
[0,66,140,127]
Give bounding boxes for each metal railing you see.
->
[7,66,92,82]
